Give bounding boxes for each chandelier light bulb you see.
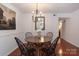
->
[39,11,42,14]
[32,10,35,14]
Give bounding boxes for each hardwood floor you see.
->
[9,39,79,56]
[8,48,21,56]
[56,39,79,56]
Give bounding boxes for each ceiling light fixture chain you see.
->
[36,3,38,15]
[32,3,45,22]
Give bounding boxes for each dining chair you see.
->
[41,36,59,56]
[14,37,36,56]
[25,32,33,38]
[46,32,53,41]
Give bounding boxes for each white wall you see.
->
[62,9,79,47]
[22,13,58,42]
[0,4,59,56]
[0,3,24,56]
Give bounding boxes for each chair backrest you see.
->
[47,32,53,39]
[51,36,59,49]
[15,37,28,55]
[25,32,33,38]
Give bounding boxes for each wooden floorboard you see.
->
[56,39,79,56]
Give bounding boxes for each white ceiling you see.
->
[12,3,79,13]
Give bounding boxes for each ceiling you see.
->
[12,3,79,13]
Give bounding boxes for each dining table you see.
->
[25,36,51,56]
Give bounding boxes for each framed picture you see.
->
[0,4,16,30]
[35,16,45,31]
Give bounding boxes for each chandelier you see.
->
[32,3,44,22]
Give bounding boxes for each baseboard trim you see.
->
[63,39,79,48]
[7,46,18,56]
